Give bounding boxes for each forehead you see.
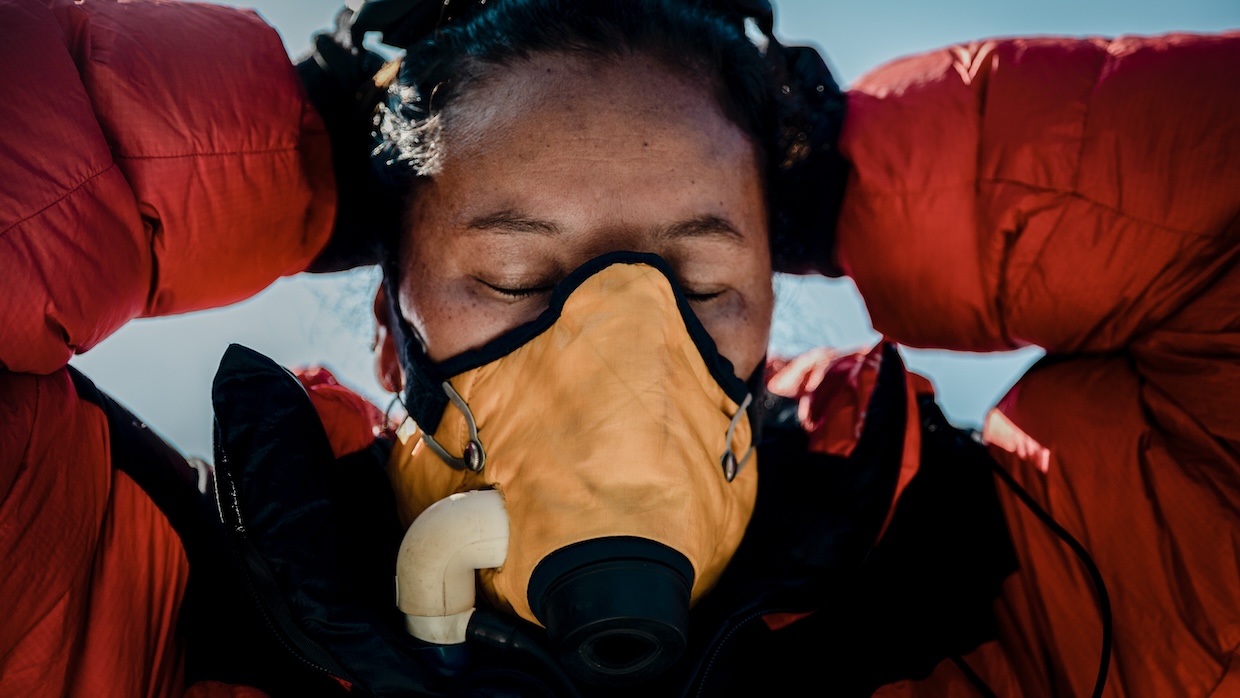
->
[439,51,758,182]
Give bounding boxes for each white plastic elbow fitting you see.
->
[395,489,510,644]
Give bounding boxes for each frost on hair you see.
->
[373,82,444,178]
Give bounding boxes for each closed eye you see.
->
[480,280,554,299]
[684,289,726,303]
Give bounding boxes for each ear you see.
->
[373,283,404,394]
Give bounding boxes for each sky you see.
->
[69,0,1240,458]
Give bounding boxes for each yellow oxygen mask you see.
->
[388,253,758,685]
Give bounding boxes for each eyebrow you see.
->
[464,210,562,236]
[657,215,745,243]
[463,210,745,242]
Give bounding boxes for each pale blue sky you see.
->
[70,0,1240,457]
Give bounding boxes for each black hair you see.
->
[367,0,847,275]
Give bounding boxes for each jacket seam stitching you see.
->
[113,145,299,161]
[1069,45,1108,199]
[22,376,42,481]
[852,178,1206,238]
[983,177,1207,238]
[0,165,115,241]
[3,376,43,502]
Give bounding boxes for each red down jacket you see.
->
[0,0,332,695]
[1,1,1237,695]
[838,35,1240,697]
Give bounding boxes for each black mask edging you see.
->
[381,256,453,434]
[743,357,768,450]
[385,251,752,434]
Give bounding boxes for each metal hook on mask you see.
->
[720,393,755,482]
[386,393,411,430]
[421,380,487,472]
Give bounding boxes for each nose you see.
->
[528,537,694,686]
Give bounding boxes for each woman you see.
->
[206,4,1004,694]
[2,0,1237,696]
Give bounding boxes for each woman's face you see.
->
[388,52,773,381]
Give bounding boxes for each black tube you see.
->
[467,611,582,698]
[985,457,1112,698]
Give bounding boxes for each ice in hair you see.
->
[373,83,444,177]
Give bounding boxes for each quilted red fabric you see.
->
[2,4,1236,693]
[1,1,334,694]
[0,0,335,375]
[0,368,189,697]
[839,33,1240,697]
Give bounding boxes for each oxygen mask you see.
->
[388,253,759,685]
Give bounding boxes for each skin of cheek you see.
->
[717,273,775,380]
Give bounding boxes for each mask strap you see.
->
[420,380,487,472]
[721,393,755,482]
[385,393,409,429]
